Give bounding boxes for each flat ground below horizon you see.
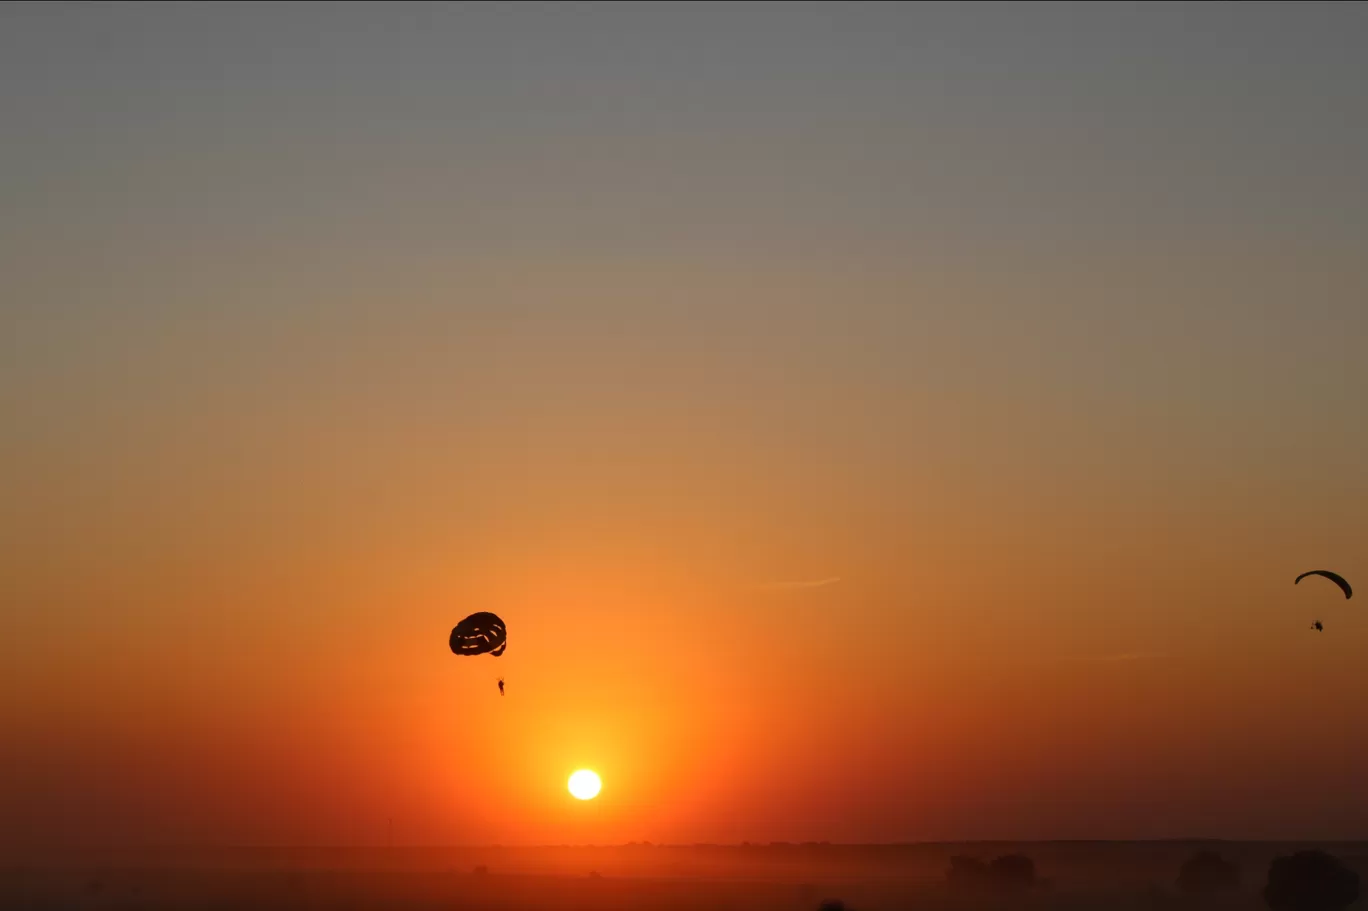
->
[7,841,1367,910]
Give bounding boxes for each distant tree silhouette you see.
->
[948,855,990,890]
[948,854,1037,893]
[991,854,1037,890]
[1264,851,1359,911]
[1177,850,1241,894]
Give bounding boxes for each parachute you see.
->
[1294,571,1352,600]
[449,611,508,657]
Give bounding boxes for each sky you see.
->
[2,2,1368,850]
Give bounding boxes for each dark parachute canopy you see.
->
[449,612,508,657]
[1295,571,1352,600]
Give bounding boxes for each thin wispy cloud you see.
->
[752,577,842,591]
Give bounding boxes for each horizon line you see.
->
[28,836,1368,852]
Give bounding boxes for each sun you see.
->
[567,769,601,801]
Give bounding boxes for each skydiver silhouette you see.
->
[497,677,505,696]
[1311,621,1323,632]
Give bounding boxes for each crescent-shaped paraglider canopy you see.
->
[1295,570,1352,600]
[449,611,508,657]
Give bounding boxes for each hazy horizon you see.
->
[3,1,1368,854]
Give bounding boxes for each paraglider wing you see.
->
[1294,571,1352,600]
[449,611,509,656]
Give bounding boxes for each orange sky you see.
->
[3,4,1368,849]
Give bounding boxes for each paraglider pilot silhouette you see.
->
[498,677,505,696]
[1296,571,1350,632]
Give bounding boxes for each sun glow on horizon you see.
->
[568,769,602,801]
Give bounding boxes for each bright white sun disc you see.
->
[568,769,601,800]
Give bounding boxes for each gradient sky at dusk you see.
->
[3,2,1367,850]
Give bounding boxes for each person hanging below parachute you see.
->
[449,611,508,694]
